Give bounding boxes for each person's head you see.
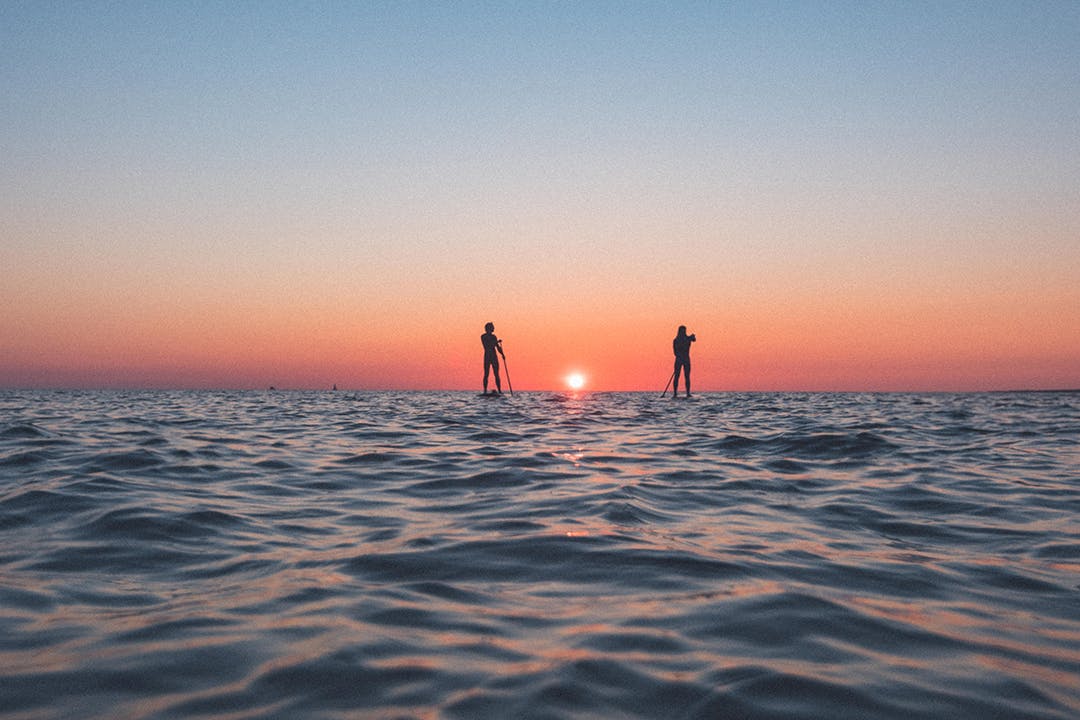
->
[677,325,687,337]
[485,322,495,333]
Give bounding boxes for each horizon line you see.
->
[2,386,1077,395]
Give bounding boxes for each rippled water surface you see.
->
[1,390,1077,719]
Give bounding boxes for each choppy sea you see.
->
[0,390,1077,719]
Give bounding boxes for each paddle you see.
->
[500,344,514,396]
[660,367,677,398]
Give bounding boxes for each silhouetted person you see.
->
[481,322,505,394]
[673,325,696,397]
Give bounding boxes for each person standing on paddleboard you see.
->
[481,322,505,395]
[672,325,696,398]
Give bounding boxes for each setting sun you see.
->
[565,372,586,390]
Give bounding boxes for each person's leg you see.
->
[493,358,502,393]
[483,360,491,393]
[684,361,691,397]
[672,360,682,395]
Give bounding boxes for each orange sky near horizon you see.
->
[2,4,1078,392]
[3,240,1076,391]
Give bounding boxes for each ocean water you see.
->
[0,390,1077,720]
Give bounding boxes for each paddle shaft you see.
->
[660,366,677,397]
[501,351,513,396]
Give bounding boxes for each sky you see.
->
[2,1,1078,391]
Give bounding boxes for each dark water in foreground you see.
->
[0,390,1077,719]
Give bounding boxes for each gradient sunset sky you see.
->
[3,2,1078,391]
